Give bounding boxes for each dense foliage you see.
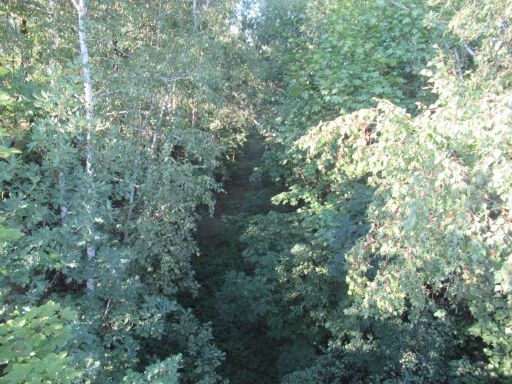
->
[1,0,511,383]
[212,0,512,382]
[0,0,254,382]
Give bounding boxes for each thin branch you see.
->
[251,117,262,127]
[453,48,463,78]
[27,4,54,14]
[389,0,409,11]
[69,0,79,11]
[160,74,193,83]
[102,299,112,320]
[105,111,129,116]
[463,43,475,57]
[47,270,62,288]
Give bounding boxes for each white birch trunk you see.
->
[77,0,94,120]
[73,0,96,291]
[192,0,198,31]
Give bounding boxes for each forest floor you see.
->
[191,136,282,383]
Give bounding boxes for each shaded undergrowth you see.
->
[188,136,284,383]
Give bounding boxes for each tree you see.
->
[228,0,512,382]
[0,1,251,382]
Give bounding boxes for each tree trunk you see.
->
[73,0,96,291]
[192,0,198,31]
[77,0,94,120]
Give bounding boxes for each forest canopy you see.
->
[0,0,511,383]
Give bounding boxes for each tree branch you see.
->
[388,0,409,11]
[69,0,79,11]
[160,74,193,83]
[463,43,475,57]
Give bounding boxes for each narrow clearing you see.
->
[192,136,281,383]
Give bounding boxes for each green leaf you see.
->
[0,145,21,159]
[0,227,23,242]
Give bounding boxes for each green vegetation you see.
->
[0,0,511,383]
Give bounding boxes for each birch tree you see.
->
[193,0,199,31]
[70,0,96,291]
